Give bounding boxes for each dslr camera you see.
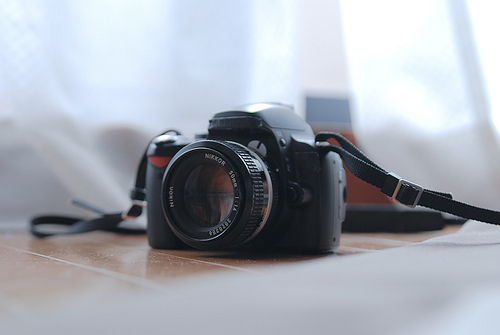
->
[146,103,347,252]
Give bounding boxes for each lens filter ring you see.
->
[161,140,273,250]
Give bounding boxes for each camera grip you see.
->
[319,151,346,252]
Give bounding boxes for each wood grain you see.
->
[0,226,460,316]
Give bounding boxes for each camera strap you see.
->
[30,131,500,238]
[316,132,500,225]
[30,153,149,237]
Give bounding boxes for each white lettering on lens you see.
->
[205,153,225,166]
[208,220,230,236]
[169,186,174,207]
[233,196,239,211]
[228,170,238,188]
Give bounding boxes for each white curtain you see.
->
[340,0,500,211]
[0,0,299,227]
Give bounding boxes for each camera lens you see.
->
[183,163,234,228]
[161,140,275,250]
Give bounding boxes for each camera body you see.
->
[146,103,346,253]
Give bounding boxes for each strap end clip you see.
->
[384,173,424,208]
[122,200,147,220]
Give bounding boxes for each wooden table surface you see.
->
[0,226,460,316]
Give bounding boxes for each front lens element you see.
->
[184,163,234,228]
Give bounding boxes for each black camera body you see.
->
[146,103,346,253]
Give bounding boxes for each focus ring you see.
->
[222,142,267,247]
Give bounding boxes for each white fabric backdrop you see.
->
[340,0,500,212]
[0,0,299,227]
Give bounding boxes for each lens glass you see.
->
[183,163,234,228]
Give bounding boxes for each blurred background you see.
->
[1,0,499,229]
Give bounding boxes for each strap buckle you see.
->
[388,173,424,208]
[122,200,147,220]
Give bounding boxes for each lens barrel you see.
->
[161,140,274,250]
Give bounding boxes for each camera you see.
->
[146,103,347,253]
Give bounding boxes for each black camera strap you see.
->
[316,132,500,225]
[30,131,500,238]
[30,153,149,237]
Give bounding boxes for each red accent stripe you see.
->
[148,156,172,168]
